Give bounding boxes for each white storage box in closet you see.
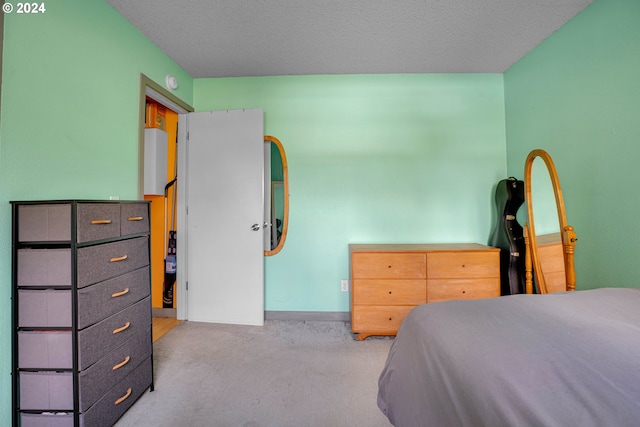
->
[11,200,154,427]
[144,128,168,195]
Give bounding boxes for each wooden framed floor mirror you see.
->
[524,149,578,294]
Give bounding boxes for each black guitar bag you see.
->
[489,177,526,295]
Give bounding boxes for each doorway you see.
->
[139,75,267,326]
[139,75,193,323]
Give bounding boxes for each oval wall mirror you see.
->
[524,149,577,294]
[264,136,289,256]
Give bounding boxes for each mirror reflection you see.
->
[530,157,565,293]
[264,136,289,256]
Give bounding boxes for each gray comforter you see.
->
[377,288,640,427]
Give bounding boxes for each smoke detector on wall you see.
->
[165,74,179,91]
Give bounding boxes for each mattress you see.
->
[377,288,640,427]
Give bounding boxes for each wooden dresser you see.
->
[11,200,154,427]
[350,244,500,340]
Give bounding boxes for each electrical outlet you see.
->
[341,280,349,292]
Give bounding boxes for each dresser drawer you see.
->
[352,253,426,279]
[78,296,151,370]
[19,371,73,410]
[427,278,500,303]
[17,202,149,244]
[18,356,152,416]
[78,328,152,412]
[77,237,149,288]
[19,289,71,327]
[77,267,150,330]
[18,331,72,369]
[20,412,74,427]
[17,295,151,371]
[427,251,499,278]
[120,203,150,236]
[352,279,426,305]
[351,305,415,333]
[17,248,71,287]
[77,203,121,243]
[81,356,153,427]
[17,203,71,242]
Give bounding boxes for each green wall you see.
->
[504,0,640,289]
[7,0,634,422]
[195,74,507,312]
[0,0,193,421]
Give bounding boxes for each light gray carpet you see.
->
[115,320,394,427]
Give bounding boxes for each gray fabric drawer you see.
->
[77,237,149,288]
[18,331,72,369]
[19,289,71,327]
[81,356,153,427]
[78,296,151,370]
[17,249,71,287]
[20,412,73,427]
[19,357,152,426]
[120,203,150,236]
[19,371,73,410]
[77,267,150,330]
[78,328,152,411]
[18,204,71,242]
[76,203,121,243]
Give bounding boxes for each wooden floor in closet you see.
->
[152,317,181,342]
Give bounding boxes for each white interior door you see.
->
[184,109,264,325]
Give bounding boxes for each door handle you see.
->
[251,223,260,231]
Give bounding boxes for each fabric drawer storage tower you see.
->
[11,200,154,427]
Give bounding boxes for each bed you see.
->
[377,150,640,426]
[378,288,640,426]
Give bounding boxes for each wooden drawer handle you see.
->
[115,388,132,405]
[128,216,144,221]
[110,255,128,263]
[113,322,131,334]
[91,219,112,225]
[112,355,131,371]
[111,288,130,298]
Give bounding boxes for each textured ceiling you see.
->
[106,0,592,78]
